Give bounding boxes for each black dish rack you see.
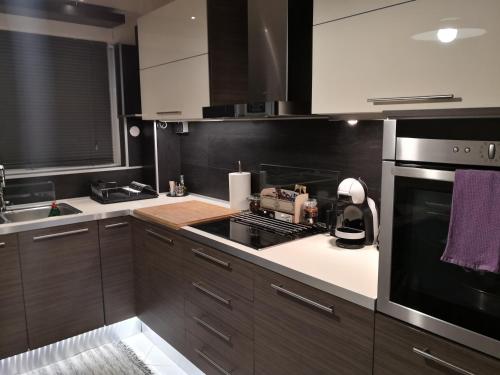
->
[90,181,158,204]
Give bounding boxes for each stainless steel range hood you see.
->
[203,0,313,119]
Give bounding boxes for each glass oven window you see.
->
[391,177,500,341]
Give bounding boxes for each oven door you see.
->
[378,161,500,359]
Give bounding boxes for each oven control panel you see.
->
[396,138,500,166]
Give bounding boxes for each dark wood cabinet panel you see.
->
[19,222,104,349]
[99,217,135,325]
[0,234,28,359]
[374,313,500,375]
[254,268,374,375]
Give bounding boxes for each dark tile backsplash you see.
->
[157,119,384,203]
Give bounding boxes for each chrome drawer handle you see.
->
[33,228,89,241]
[192,282,231,306]
[146,229,174,245]
[104,222,129,229]
[368,94,455,105]
[192,248,231,269]
[271,284,334,314]
[413,347,476,375]
[193,316,231,343]
[195,348,232,375]
[157,111,182,115]
[0,242,5,248]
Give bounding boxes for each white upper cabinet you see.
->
[312,0,500,114]
[138,0,208,69]
[313,0,409,25]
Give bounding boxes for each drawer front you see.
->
[0,234,29,359]
[185,274,254,339]
[185,299,253,372]
[186,332,251,375]
[144,224,184,281]
[19,222,104,349]
[374,313,500,375]
[183,239,253,301]
[254,268,374,375]
[99,217,135,324]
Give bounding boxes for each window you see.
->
[0,30,119,170]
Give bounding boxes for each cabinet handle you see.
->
[195,348,232,375]
[193,316,231,343]
[271,284,334,314]
[33,228,89,241]
[156,111,182,115]
[413,347,476,375]
[192,282,231,306]
[0,242,5,248]
[367,94,455,105]
[104,222,129,229]
[146,229,174,245]
[192,248,231,269]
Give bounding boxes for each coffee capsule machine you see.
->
[333,178,379,249]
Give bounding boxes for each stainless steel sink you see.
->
[0,203,82,224]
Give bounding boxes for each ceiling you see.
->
[80,0,174,17]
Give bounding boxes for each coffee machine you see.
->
[333,178,379,249]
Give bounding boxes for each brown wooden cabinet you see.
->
[0,234,28,359]
[374,313,500,375]
[254,267,374,375]
[99,217,135,325]
[19,222,104,349]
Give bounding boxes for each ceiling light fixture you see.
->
[347,120,358,126]
[437,28,458,43]
[191,16,196,20]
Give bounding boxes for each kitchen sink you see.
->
[0,203,82,224]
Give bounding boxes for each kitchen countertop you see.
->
[0,194,379,310]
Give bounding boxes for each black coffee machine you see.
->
[332,178,379,249]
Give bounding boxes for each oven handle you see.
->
[392,166,455,182]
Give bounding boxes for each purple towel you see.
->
[441,170,500,273]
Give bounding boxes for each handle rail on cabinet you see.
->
[192,282,231,306]
[271,284,334,314]
[0,242,5,248]
[192,248,231,269]
[413,347,476,375]
[193,316,231,343]
[146,229,174,245]
[367,94,456,105]
[104,222,129,229]
[156,111,182,115]
[33,228,89,241]
[195,348,232,375]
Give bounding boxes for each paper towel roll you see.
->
[229,172,251,210]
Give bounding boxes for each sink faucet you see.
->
[0,165,7,212]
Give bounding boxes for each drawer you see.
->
[186,332,251,375]
[254,268,374,375]
[185,276,253,339]
[182,239,254,301]
[374,313,500,375]
[185,299,253,372]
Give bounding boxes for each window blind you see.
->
[0,30,114,169]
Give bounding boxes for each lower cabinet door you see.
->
[254,268,374,375]
[0,234,29,359]
[374,313,500,375]
[19,222,105,349]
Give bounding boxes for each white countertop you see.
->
[0,194,379,310]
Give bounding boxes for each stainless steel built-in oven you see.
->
[378,119,500,359]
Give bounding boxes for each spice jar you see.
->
[247,194,261,214]
[303,198,319,225]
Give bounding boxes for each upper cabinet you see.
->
[138,0,209,120]
[312,0,500,114]
[138,0,208,69]
[313,0,409,25]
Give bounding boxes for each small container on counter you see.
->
[303,198,319,225]
[247,193,261,214]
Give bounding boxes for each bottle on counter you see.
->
[48,201,61,217]
[303,198,318,225]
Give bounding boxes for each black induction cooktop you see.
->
[191,212,324,250]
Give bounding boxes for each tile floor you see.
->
[122,333,190,375]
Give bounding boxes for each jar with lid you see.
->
[303,198,319,225]
[247,193,261,214]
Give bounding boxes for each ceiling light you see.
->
[347,120,358,126]
[191,16,196,20]
[437,28,458,43]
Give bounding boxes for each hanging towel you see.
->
[441,170,500,273]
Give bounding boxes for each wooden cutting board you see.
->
[134,200,239,230]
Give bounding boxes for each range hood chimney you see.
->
[204,0,313,119]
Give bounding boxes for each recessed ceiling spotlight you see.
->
[191,16,196,20]
[347,120,358,126]
[437,28,458,43]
